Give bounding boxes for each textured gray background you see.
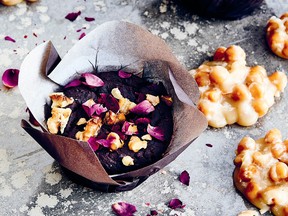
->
[1,0,288,215]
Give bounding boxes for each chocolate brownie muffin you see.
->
[45,71,173,174]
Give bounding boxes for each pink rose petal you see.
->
[4,36,16,43]
[96,138,111,148]
[168,198,185,209]
[99,94,120,113]
[87,137,100,151]
[179,170,190,186]
[130,100,155,115]
[79,32,86,40]
[118,70,132,78]
[122,121,138,135]
[111,202,137,216]
[65,11,81,21]
[2,68,19,88]
[85,17,95,22]
[64,79,82,88]
[93,103,108,116]
[82,73,104,87]
[147,124,165,141]
[82,99,97,117]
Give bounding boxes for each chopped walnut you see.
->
[119,98,136,115]
[122,156,134,166]
[107,132,124,151]
[75,117,102,141]
[104,110,126,125]
[128,136,147,153]
[49,92,74,108]
[146,94,160,106]
[47,107,72,134]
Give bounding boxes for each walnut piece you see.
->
[47,107,72,134]
[190,45,287,128]
[122,156,134,166]
[75,117,102,141]
[233,129,288,216]
[128,136,147,153]
[49,92,74,108]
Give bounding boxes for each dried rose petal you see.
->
[122,121,138,135]
[64,79,82,88]
[118,70,132,78]
[135,117,151,125]
[93,103,108,116]
[87,137,100,151]
[4,36,16,43]
[65,11,81,21]
[96,138,111,148]
[100,94,120,113]
[168,198,185,209]
[85,17,95,22]
[136,92,146,103]
[206,143,213,148]
[147,124,165,141]
[111,202,137,216]
[82,73,104,87]
[130,100,155,115]
[2,68,19,88]
[150,210,158,215]
[179,170,190,186]
[79,32,86,40]
[26,108,40,127]
[82,99,97,117]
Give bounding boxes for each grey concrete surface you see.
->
[1,0,288,215]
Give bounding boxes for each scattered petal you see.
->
[118,70,132,78]
[147,124,165,141]
[85,17,95,22]
[65,11,81,21]
[130,100,155,115]
[111,202,137,216]
[168,198,185,209]
[82,73,104,87]
[206,143,213,148]
[87,137,100,151]
[179,170,190,186]
[95,138,111,148]
[150,210,158,215]
[64,79,82,88]
[4,36,16,43]
[33,32,38,37]
[79,32,86,40]
[2,68,19,88]
[93,103,108,116]
[26,108,40,127]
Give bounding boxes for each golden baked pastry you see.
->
[189,45,287,128]
[267,13,288,59]
[234,129,288,216]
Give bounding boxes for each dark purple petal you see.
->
[2,68,19,88]
[130,100,155,115]
[118,70,132,78]
[65,11,81,21]
[150,210,158,215]
[87,137,100,151]
[111,202,137,216]
[135,117,151,125]
[82,99,97,117]
[79,32,86,40]
[26,108,40,127]
[136,92,146,103]
[64,79,82,88]
[102,94,120,113]
[85,17,95,22]
[206,143,213,148]
[93,103,108,115]
[160,95,173,106]
[81,73,104,87]
[179,170,190,186]
[147,124,165,141]
[168,198,185,209]
[4,36,16,43]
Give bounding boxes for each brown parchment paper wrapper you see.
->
[19,21,207,192]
